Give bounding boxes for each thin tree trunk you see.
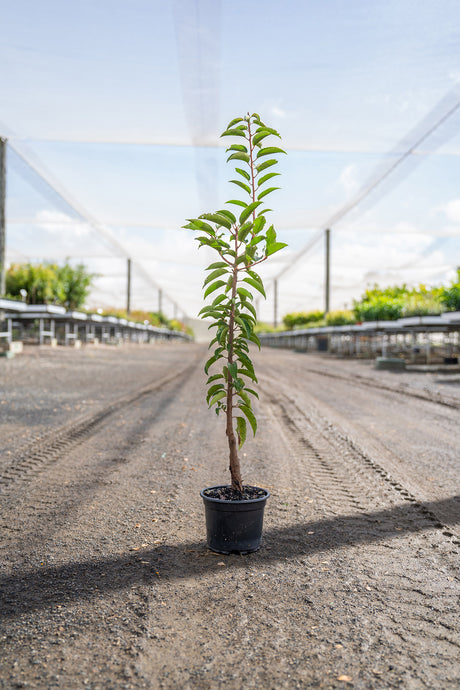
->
[226,264,243,492]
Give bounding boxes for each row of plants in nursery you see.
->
[100,307,192,335]
[4,261,191,335]
[264,271,460,331]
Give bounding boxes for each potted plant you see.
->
[184,112,287,553]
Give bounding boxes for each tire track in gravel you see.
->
[273,353,460,409]
[1,347,459,688]
[259,364,460,545]
[0,350,203,494]
[254,349,459,530]
[0,348,205,572]
[256,380,460,684]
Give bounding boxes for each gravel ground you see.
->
[0,343,459,689]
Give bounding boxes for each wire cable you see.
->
[274,86,460,281]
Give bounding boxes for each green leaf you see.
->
[228,362,238,380]
[238,221,253,242]
[200,212,232,230]
[266,225,276,244]
[257,171,280,187]
[221,128,247,138]
[237,350,256,374]
[235,316,250,338]
[238,403,257,436]
[208,390,227,407]
[238,389,251,407]
[266,241,288,257]
[239,201,262,224]
[204,267,228,286]
[237,287,253,300]
[243,301,257,319]
[198,304,213,316]
[236,416,247,449]
[238,368,258,382]
[212,293,227,307]
[230,179,251,195]
[226,144,248,153]
[217,209,236,224]
[235,167,251,181]
[256,158,278,173]
[207,374,224,384]
[206,383,225,402]
[204,351,223,374]
[256,146,286,158]
[256,125,280,137]
[220,127,250,137]
[227,151,250,164]
[183,219,215,234]
[217,325,228,345]
[226,199,248,208]
[244,387,259,399]
[252,130,273,146]
[207,261,228,270]
[204,280,226,299]
[248,268,263,282]
[249,332,261,349]
[253,216,266,235]
[257,186,280,201]
[243,276,266,298]
[225,117,244,129]
[234,339,250,353]
[201,310,224,321]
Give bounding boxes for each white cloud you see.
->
[442,199,460,224]
[35,209,91,237]
[339,165,360,196]
[270,106,288,119]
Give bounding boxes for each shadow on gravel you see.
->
[1,495,458,620]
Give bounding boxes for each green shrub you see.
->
[325,310,356,326]
[283,310,324,329]
[439,269,460,311]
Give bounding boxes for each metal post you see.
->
[126,258,131,314]
[325,228,330,315]
[0,138,6,297]
[273,279,278,329]
[158,288,163,315]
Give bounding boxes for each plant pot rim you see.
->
[200,485,270,505]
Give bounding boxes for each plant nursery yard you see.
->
[0,343,459,689]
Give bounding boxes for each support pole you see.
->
[325,228,330,315]
[273,279,278,329]
[126,258,131,314]
[158,288,163,315]
[0,138,6,297]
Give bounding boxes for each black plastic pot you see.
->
[200,485,270,554]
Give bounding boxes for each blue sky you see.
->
[1,0,459,321]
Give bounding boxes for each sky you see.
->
[1,0,460,323]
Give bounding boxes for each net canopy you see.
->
[1,0,460,322]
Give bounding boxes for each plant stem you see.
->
[226,229,243,492]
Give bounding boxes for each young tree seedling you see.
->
[184,113,287,493]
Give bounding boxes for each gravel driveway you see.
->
[0,343,458,689]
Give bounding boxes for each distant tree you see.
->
[439,268,460,311]
[6,261,94,309]
[56,262,95,310]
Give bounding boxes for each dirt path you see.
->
[0,344,458,689]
